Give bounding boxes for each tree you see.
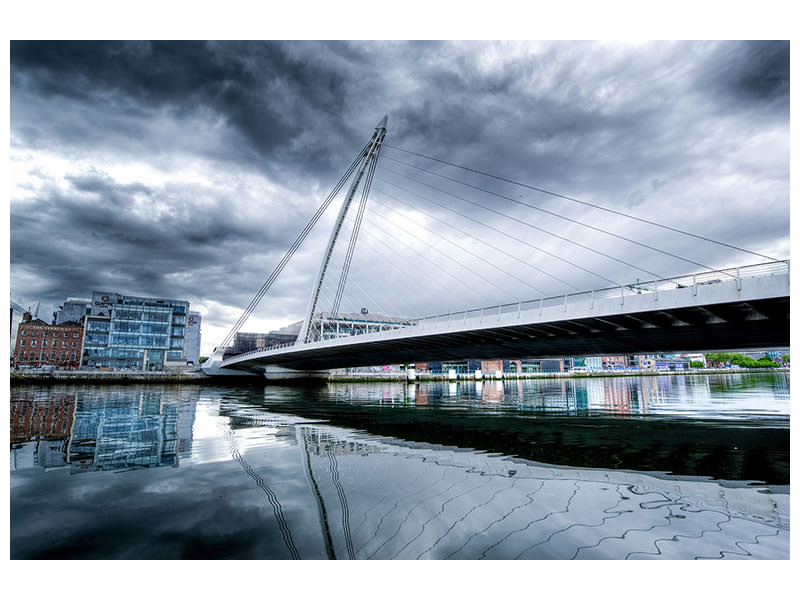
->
[689,361,705,368]
[703,352,780,368]
[782,354,790,364]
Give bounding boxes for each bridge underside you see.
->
[223,296,789,372]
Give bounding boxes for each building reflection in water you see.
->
[335,372,788,419]
[10,387,199,473]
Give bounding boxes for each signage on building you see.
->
[93,293,117,308]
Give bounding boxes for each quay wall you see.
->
[10,367,788,385]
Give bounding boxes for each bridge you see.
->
[203,117,789,378]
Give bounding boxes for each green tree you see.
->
[703,352,780,368]
[782,354,790,364]
[756,356,780,368]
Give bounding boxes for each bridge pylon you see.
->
[202,116,388,376]
[297,115,388,344]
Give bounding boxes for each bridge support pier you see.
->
[262,365,331,381]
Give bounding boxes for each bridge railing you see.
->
[224,341,297,360]
[413,260,789,330]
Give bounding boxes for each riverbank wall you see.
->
[10,367,788,385]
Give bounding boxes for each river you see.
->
[10,372,789,559]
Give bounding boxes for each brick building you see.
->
[12,314,84,369]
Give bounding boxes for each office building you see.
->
[81,291,190,370]
[184,311,202,364]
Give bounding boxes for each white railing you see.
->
[224,341,297,360]
[414,260,789,330]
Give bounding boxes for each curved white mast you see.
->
[297,116,388,344]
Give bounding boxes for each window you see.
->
[72,341,78,348]
[62,341,67,348]
[42,341,48,348]
[70,352,76,360]
[20,330,27,336]
[31,340,37,347]
[19,340,25,347]
[52,332,59,338]
[42,331,49,337]
[73,332,79,338]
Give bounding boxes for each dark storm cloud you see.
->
[700,40,790,105]
[10,40,371,182]
[9,41,789,349]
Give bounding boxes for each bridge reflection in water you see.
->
[10,376,789,559]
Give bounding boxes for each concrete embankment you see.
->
[327,367,788,383]
[11,367,786,385]
[10,370,216,384]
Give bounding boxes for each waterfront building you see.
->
[184,311,202,364]
[678,353,706,365]
[233,330,298,354]
[585,356,603,371]
[651,357,690,371]
[10,298,26,353]
[55,297,91,325]
[308,312,416,342]
[81,291,190,370]
[540,358,564,372]
[601,355,628,370]
[12,314,84,369]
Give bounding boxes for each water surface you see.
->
[10,373,789,559]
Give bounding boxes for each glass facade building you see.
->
[81,291,190,370]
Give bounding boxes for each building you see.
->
[307,312,416,342]
[55,297,91,325]
[600,355,628,370]
[678,353,706,366]
[81,291,190,370]
[540,358,564,373]
[640,356,690,371]
[10,298,26,353]
[12,314,84,369]
[233,330,298,354]
[184,311,202,364]
[585,356,603,371]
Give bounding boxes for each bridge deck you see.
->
[209,262,789,374]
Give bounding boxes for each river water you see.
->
[10,373,789,559]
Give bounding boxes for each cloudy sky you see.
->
[9,40,790,354]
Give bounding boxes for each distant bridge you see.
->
[202,117,789,378]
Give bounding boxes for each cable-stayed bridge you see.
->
[202,117,789,378]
